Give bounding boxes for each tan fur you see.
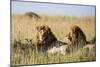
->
[47,45,70,55]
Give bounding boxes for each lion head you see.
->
[36,25,57,51]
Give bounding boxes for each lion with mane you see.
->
[65,25,87,51]
[35,25,67,52]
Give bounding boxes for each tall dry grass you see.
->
[12,14,95,42]
[11,14,96,66]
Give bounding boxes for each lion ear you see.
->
[46,26,51,33]
[47,27,51,32]
[42,25,51,32]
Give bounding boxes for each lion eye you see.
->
[39,30,44,35]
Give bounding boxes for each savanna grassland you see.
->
[11,14,96,66]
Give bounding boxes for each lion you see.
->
[35,25,67,52]
[24,12,40,20]
[65,25,87,51]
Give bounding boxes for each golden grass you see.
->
[12,14,95,42]
[11,45,96,66]
[11,14,96,66]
